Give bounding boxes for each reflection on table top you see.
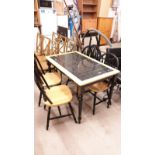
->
[46,51,119,86]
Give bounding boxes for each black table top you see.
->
[50,52,112,81]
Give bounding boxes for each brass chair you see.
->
[87,52,119,114]
[34,61,77,130]
[34,54,61,106]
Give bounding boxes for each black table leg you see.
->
[77,86,84,124]
[108,76,116,107]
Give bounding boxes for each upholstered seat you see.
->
[44,85,72,107]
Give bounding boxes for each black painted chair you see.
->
[87,52,119,114]
[34,60,77,130]
[82,44,102,61]
[34,54,61,106]
[106,48,121,89]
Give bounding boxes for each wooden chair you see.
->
[87,52,119,114]
[35,33,43,55]
[82,44,102,61]
[34,61,77,130]
[50,32,67,54]
[106,48,121,91]
[35,33,53,72]
[34,54,61,106]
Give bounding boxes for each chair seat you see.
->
[88,81,109,93]
[36,54,54,71]
[44,85,73,107]
[37,55,46,61]
[43,72,61,86]
[36,55,48,70]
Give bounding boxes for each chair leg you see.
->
[93,92,97,115]
[47,61,51,72]
[38,92,42,107]
[107,90,111,108]
[60,72,62,85]
[68,103,77,123]
[66,78,70,85]
[57,106,62,116]
[46,107,51,130]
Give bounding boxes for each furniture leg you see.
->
[77,86,84,123]
[66,78,70,85]
[38,92,42,106]
[107,76,116,108]
[46,107,51,130]
[93,92,97,115]
[57,106,62,116]
[68,102,77,123]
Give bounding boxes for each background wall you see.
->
[97,0,112,17]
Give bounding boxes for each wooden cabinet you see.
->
[97,17,113,45]
[78,0,98,32]
[34,0,41,33]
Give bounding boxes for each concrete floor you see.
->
[34,75,121,155]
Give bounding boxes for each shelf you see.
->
[78,0,98,32]
[83,3,97,6]
[83,10,97,13]
[34,23,41,27]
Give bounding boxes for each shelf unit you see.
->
[78,0,98,32]
[34,0,41,33]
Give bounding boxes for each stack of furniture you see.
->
[77,0,98,32]
[34,0,41,33]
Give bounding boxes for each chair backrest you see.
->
[100,52,119,87]
[81,29,113,48]
[34,57,50,89]
[35,33,51,55]
[82,44,102,61]
[35,33,43,54]
[51,32,62,54]
[106,47,121,71]
[101,52,119,70]
[34,53,45,74]
[34,59,53,104]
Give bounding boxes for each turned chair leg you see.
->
[66,78,70,85]
[46,107,51,130]
[57,106,62,116]
[93,92,97,115]
[107,90,111,108]
[38,92,42,107]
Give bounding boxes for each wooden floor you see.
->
[34,75,121,155]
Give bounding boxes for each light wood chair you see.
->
[34,54,61,106]
[34,61,77,130]
[50,32,68,54]
[35,33,53,72]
